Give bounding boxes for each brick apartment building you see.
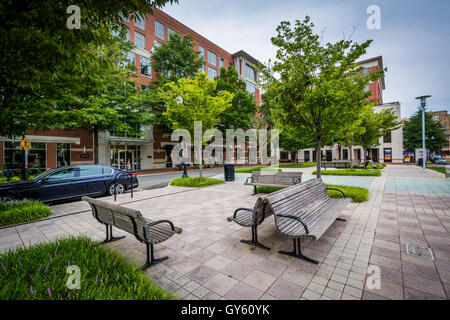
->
[0,8,262,173]
[296,56,405,164]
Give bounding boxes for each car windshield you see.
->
[31,169,57,181]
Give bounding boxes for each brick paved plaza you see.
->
[0,165,449,300]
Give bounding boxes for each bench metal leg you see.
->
[279,239,318,264]
[253,185,257,195]
[240,225,270,250]
[336,218,347,222]
[102,225,126,244]
[140,243,168,271]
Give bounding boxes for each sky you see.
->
[162,0,450,118]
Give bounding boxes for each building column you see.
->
[47,142,57,169]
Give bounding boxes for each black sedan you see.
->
[0,165,139,203]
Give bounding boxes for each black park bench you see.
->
[83,196,182,270]
[227,178,351,263]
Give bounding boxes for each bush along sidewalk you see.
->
[235,166,282,173]
[0,199,52,227]
[255,184,369,203]
[313,169,381,176]
[0,236,175,300]
[170,176,224,187]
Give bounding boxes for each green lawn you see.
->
[428,167,446,174]
[278,162,317,168]
[0,236,175,300]
[0,200,52,227]
[256,184,369,203]
[235,166,282,173]
[313,169,381,176]
[170,176,224,187]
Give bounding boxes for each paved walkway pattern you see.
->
[0,165,449,300]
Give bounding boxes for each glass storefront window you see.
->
[4,141,46,174]
[57,143,71,168]
[110,145,141,171]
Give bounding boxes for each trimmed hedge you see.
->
[0,236,175,300]
[255,184,369,203]
[428,167,446,174]
[278,162,317,168]
[0,200,52,227]
[313,169,381,176]
[170,176,224,187]
[235,166,282,173]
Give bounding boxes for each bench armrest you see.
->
[147,220,176,232]
[231,207,253,220]
[276,214,309,234]
[326,187,346,198]
[245,176,253,183]
[293,177,301,184]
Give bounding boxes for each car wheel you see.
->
[108,183,125,196]
[0,195,15,203]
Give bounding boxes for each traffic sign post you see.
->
[21,136,29,181]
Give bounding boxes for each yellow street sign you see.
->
[21,137,30,151]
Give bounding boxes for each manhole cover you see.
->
[405,244,435,260]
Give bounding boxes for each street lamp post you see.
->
[415,95,431,173]
[176,96,189,178]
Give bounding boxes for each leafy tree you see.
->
[160,74,234,176]
[354,108,401,164]
[403,108,447,154]
[152,33,204,83]
[278,126,313,163]
[50,41,153,163]
[215,66,257,133]
[0,0,178,138]
[263,17,383,177]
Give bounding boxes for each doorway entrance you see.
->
[110,145,141,171]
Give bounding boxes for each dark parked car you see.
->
[0,165,138,203]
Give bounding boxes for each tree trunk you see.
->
[363,147,367,166]
[349,138,354,168]
[93,126,99,164]
[295,151,299,164]
[316,139,322,178]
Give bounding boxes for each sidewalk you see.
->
[0,165,449,300]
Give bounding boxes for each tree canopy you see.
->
[403,108,447,153]
[262,16,383,177]
[0,0,177,138]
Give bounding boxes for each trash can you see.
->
[418,158,424,166]
[224,164,235,181]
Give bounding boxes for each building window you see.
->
[432,115,439,121]
[365,83,370,92]
[155,20,165,40]
[152,40,162,52]
[383,131,392,143]
[245,80,256,99]
[134,31,146,49]
[126,51,135,65]
[198,45,205,60]
[141,85,151,91]
[363,68,370,77]
[57,143,70,167]
[4,141,46,173]
[245,64,255,81]
[208,66,217,79]
[207,50,217,66]
[168,28,179,38]
[134,16,145,30]
[343,149,348,160]
[219,57,224,69]
[140,56,151,77]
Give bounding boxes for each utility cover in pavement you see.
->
[405,244,435,260]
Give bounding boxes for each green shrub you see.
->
[428,167,446,174]
[235,166,282,173]
[0,236,175,300]
[0,176,7,184]
[325,184,369,203]
[255,184,369,203]
[0,200,52,227]
[313,169,381,176]
[10,176,20,182]
[278,162,317,168]
[170,177,224,188]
